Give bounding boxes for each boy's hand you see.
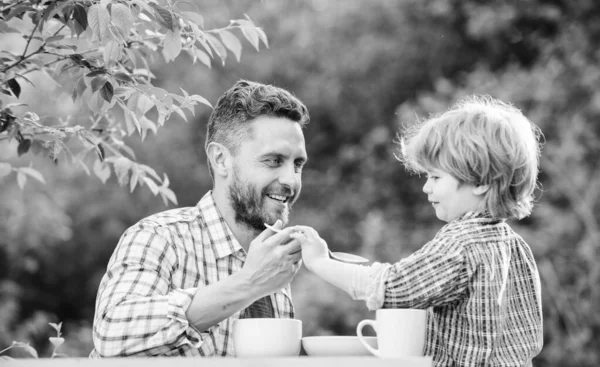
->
[290,226,329,272]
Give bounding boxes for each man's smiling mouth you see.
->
[267,194,290,203]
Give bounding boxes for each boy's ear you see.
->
[473,184,490,196]
[206,142,232,178]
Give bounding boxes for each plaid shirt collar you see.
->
[450,210,505,225]
[197,191,244,260]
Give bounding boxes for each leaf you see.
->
[114,72,134,83]
[17,139,31,156]
[87,5,110,42]
[97,143,105,161]
[113,157,131,186]
[10,342,38,358]
[72,76,86,102]
[193,49,211,68]
[85,70,106,78]
[136,93,154,115]
[240,25,260,51]
[91,76,108,92]
[93,159,111,183]
[189,94,212,108]
[205,33,227,65]
[143,176,159,195]
[0,162,12,178]
[20,167,46,184]
[182,11,204,29]
[139,164,161,181]
[150,3,174,31]
[219,29,242,62]
[49,337,64,349]
[129,165,139,192]
[159,174,177,205]
[163,29,182,62]
[72,4,88,35]
[110,3,133,37]
[6,78,20,98]
[49,322,62,333]
[138,115,157,140]
[0,20,22,34]
[103,40,121,66]
[255,27,269,48]
[99,82,114,103]
[45,35,65,43]
[87,90,105,114]
[123,109,141,135]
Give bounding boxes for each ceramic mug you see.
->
[357,309,426,358]
[233,318,302,357]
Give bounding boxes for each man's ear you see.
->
[473,184,490,196]
[206,142,231,178]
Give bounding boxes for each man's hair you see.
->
[205,80,310,177]
[398,95,543,220]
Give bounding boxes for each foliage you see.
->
[0,0,267,205]
[0,322,65,359]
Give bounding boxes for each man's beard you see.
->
[228,170,298,231]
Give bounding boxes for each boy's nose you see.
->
[422,180,431,194]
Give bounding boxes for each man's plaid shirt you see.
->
[365,211,543,366]
[91,192,294,357]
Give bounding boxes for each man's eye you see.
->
[294,163,304,172]
[265,158,282,166]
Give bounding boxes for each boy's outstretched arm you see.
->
[291,226,371,299]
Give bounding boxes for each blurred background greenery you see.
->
[1,0,599,365]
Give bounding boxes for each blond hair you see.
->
[399,95,543,220]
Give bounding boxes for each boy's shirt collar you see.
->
[451,210,505,225]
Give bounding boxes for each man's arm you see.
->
[93,225,302,357]
[185,227,302,331]
[93,226,202,357]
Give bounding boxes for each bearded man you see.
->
[91,80,309,357]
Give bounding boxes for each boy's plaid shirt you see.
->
[90,192,294,357]
[372,211,543,367]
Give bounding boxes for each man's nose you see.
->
[278,163,299,188]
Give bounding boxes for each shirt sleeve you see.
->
[92,224,205,357]
[354,241,470,310]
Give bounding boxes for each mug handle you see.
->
[356,319,380,357]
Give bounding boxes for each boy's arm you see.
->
[293,225,469,310]
[291,226,373,299]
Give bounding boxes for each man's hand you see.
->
[241,221,302,298]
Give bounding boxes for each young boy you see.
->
[292,96,544,366]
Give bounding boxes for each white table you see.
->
[4,356,432,367]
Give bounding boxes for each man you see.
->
[91,80,310,357]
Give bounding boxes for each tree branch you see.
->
[22,19,40,58]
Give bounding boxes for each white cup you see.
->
[357,309,426,358]
[233,318,302,357]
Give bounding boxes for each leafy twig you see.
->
[22,18,40,58]
[0,0,29,13]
